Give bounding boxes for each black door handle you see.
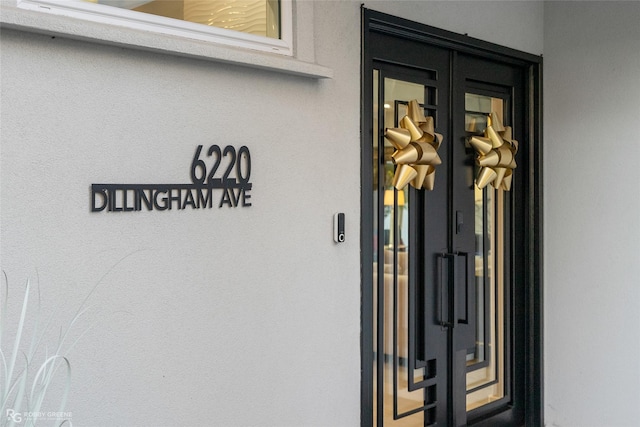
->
[437,252,455,328]
[437,252,470,328]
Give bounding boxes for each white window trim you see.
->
[0,0,333,79]
[18,0,294,55]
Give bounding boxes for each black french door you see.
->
[362,9,543,427]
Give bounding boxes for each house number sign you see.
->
[91,145,252,212]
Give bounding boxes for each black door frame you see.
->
[360,8,543,426]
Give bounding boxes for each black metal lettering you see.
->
[222,145,237,186]
[123,189,134,212]
[154,189,168,210]
[207,145,222,186]
[92,187,108,212]
[168,188,181,210]
[241,188,252,207]
[237,146,251,184]
[92,145,253,213]
[108,188,115,212]
[137,189,153,210]
[230,187,241,206]
[219,188,234,208]
[182,189,197,209]
[134,188,141,211]
[114,189,124,212]
[191,145,206,184]
[197,187,213,208]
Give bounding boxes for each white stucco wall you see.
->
[1,2,362,424]
[544,2,640,426]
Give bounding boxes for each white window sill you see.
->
[0,2,333,79]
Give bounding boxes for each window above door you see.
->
[18,0,292,54]
[1,0,333,78]
[96,0,283,41]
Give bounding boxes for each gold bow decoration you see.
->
[468,112,518,191]
[384,100,443,190]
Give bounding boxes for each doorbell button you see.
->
[334,213,345,243]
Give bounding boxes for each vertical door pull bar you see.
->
[437,252,456,328]
[456,251,470,325]
[451,253,457,329]
[438,251,471,328]
[437,253,447,327]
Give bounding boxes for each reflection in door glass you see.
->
[465,94,505,411]
[373,72,428,425]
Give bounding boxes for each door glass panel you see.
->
[373,81,512,422]
[373,73,428,425]
[465,94,506,411]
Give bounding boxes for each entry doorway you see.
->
[361,9,542,427]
